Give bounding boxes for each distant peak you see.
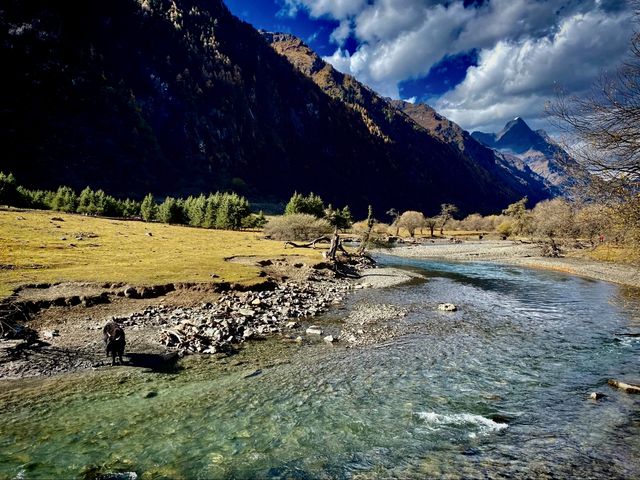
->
[500,116,532,135]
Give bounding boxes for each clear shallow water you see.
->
[1,257,639,479]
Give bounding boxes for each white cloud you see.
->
[436,9,633,131]
[329,19,351,45]
[282,0,366,19]
[286,0,635,131]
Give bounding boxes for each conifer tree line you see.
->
[0,172,266,230]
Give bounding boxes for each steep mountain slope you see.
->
[471,118,577,190]
[1,0,549,215]
[265,33,551,211]
[387,101,553,200]
[2,0,392,204]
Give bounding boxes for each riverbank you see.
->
[380,240,640,289]
[0,258,417,379]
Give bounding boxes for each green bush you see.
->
[324,205,353,230]
[157,196,183,224]
[284,192,325,218]
[0,172,19,206]
[241,211,267,229]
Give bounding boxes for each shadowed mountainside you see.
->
[2,0,551,215]
[387,100,554,198]
[264,33,552,210]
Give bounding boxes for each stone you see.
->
[589,392,606,400]
[143,391,158,398]
[251,298,262,306]
[242,329,255,339]
[438,303,457,312]
[43,330,59,339]
[243,369,262,379]
[323,335,337,343]
[238,308,256,317]
[285,321,299,329]
[123,286,137,298]
[306,326,323,335]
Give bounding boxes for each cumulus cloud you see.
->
[281,0,366,19]
[284,0,635,132]
[436,9,633,131]
[329,19,351,45]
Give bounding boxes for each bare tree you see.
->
[546,3,640,251]
[547,31,640,182]
[502,197,534,237]
[438,203,458,235]
[574,203,612,246]
[424,217,438,237]
[397,211,425,238]
[533,198,577,255]
[386,208,400,236]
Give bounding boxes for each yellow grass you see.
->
[0,209,320,298]
[585,244,640,264]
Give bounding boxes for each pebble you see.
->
[43,330,60,339]
[306,326,323,335]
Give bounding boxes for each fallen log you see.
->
[608,379,640,394]
[284,236,331,249]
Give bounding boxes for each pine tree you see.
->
[140,193,157,222]
[51,186,78,212]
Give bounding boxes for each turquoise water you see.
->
[1,258,639,479]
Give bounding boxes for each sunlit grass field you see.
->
[0,209,320,298]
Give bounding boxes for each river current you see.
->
[1,256,639,479]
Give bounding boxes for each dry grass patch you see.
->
[584,244,640,265]
[0,209,320,298]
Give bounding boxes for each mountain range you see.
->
[1,0,560,216]
[472,118,576,192]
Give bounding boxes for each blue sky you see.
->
[225,0,633,133]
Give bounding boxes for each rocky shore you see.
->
[0,260,418,379]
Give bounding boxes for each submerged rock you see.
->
[589,392,606,400]
[608,379,640,394]
[437,303,457,312]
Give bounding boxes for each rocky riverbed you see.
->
[0,263,419,379]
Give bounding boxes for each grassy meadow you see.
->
[0,209,320,298]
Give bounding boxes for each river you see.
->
[1,256,639,479]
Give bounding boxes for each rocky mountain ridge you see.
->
[472,118,577,191]
[265,32,553,211]
[386,101,552,199]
